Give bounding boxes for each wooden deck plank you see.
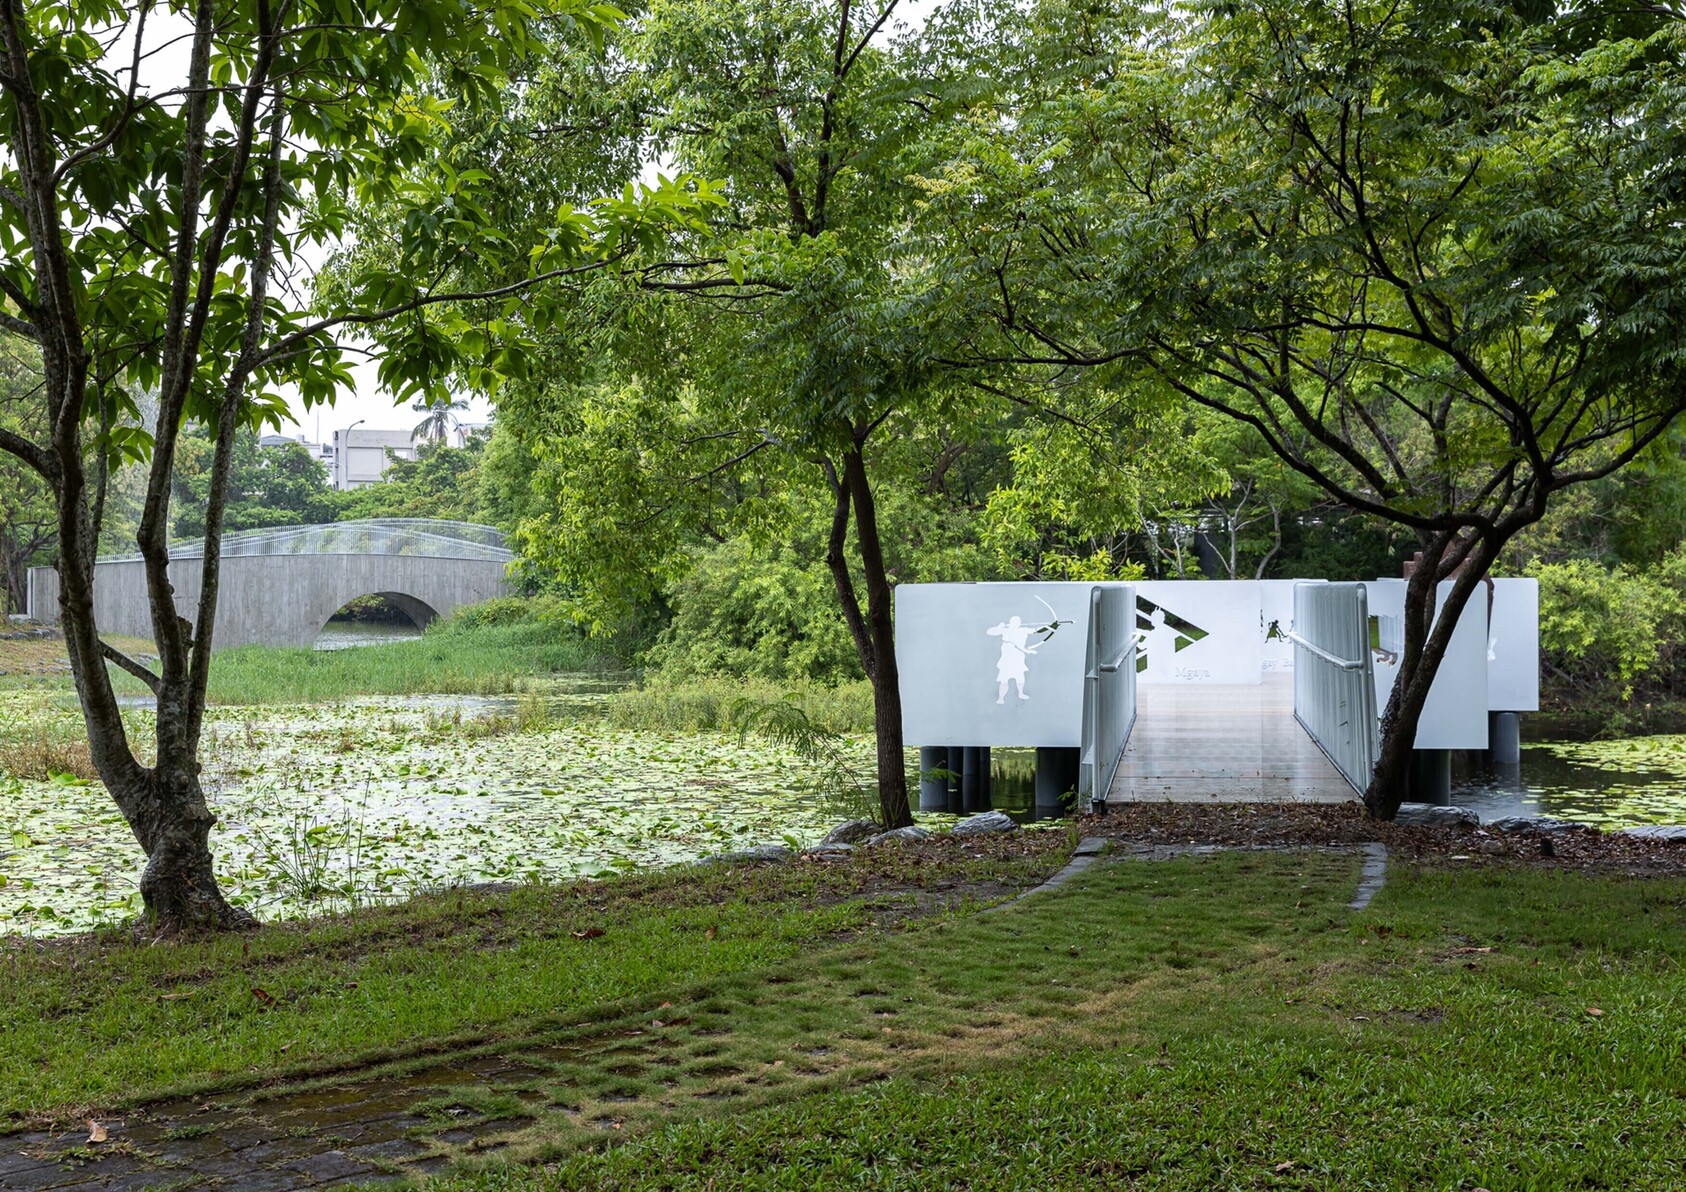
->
[1106,675,1358,804]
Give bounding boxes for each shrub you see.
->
[1531,549,1686,700]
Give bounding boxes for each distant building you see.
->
[331,427,419,490]
[446,421,490,449]
[257,432,335,469]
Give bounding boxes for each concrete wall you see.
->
[26,554,510,649]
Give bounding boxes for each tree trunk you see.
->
[842,446,913,829]
[1363,532,1501,819]
[821,449,914,829]
[116,765,251,931]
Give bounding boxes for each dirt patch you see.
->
[1083,801,1686,876]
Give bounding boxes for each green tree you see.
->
[171,427,335,539]
[928,0,1686,815]
[0,0,716,930]
[505,0,971,828]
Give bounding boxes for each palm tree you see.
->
[411,395,469,444]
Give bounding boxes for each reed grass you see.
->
[183,621,617,705]
[604,675,876,735]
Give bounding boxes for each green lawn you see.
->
[0,838,1067,1122]
[7,843,1684,1189]
[424,856,1686,1191]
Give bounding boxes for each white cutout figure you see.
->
[1134,604,1172,669]
[987,615,1038,703]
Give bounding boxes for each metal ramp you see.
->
[1104,674,1358,803]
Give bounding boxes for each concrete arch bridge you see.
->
[27,519,513,650]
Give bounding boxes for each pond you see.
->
[1450,737,1686,828]
[313,621,424,651]
[0,688,1020,937]
[5,683,1683,937]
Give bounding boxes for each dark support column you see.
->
[918,747,948,814]
[945,747,964,813]
[1035,747,1081,818]
[975,747,992,811]
[1488,712,1522,766]
[1410,749,1453,805]
[961,747,984,812]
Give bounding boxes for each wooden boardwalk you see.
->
[1106,675,1359,804]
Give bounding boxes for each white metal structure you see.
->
[1288,581,1380,795]
[1083,584,1137,799]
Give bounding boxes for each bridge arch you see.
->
[27,520,512,650]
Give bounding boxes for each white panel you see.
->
[1488,578,1540,712]
[1259,579,1304,673]
[1364,579,1489,749]
[896,582,1105,747]
[1133,580,1263,684]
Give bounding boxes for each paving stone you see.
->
[343,1138,431,1165]
[279,1149,377,1184]
[0,1150,59,1179]
[234,1135,322,1166]
[0,1160,82,1191]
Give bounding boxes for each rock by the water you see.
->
[803,843,855,860]
[950,810,1020,837]
[1394,803,1480,829]
[865,825,931,847]
[1489,815,1590,835]
[821,819,878,845]
[1620,824,1686,842]
[707,845,794,865]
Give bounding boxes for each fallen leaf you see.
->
[87,1121,107,1144]
[1274,1161,1294,1173]
[704,925,718,940]
[1452,946,1496,955]
[572,927,605,941]
[1586,1007,1604,1018]
[251,986,276,1008]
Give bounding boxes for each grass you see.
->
[0,836,1069,1123]
[605,676,876,735]
[195,621,618,705]
[398,856,1686,1191]
[7,843,1685,1187]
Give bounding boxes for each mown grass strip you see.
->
[0,838,1068,1123]
[422,859,1686,1190]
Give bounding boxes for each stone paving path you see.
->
[0,1041,616,1191]
[0,840,1387,1191]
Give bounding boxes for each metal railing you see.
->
[1289,581,1379,795]
[99,519,514,564]
[1082,584,1138,802]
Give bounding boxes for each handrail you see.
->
[1291,582,1380,796]
[1081,584,1137,807]
[1097,645,1133,674]
[1283,630,1366,671]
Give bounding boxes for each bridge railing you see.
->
[1082,584,1137,804]
[1288,581,1379,796]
